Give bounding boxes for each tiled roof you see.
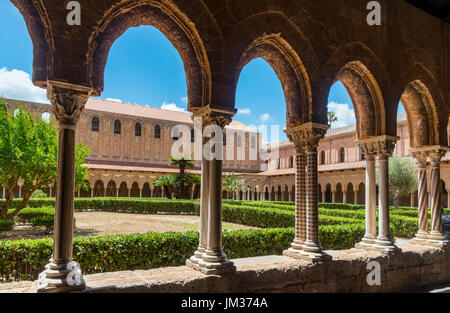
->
[85,98,255,132]
[2,97,256,132]
[257,161,366,177]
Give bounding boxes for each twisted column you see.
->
[428,148,448,248]
[411,150,429,244]
[38,81,91,293]
[284,123,330,262]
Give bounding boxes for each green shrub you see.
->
[31,190,47,198]
[15,207,55,224]
[31,216,55,234]
[0,223,369,282]
[0,220,14,232]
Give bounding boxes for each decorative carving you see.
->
[356,136,399,160]
[194,106,236,130]
[285,123,329,153]
[47,81,92,126]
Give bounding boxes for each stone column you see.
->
[343,190,347,204]
[411,149,429,244]
[284,123,330,262]
[354,191,358,205]
[150,187,154,198]
[410,193,415,208]
[322,190,326,203]
[116,188,119,198]
[139,188,142,198]
[283,126,308,258]
[428,147,448,248]
[2,187,5,199]
[38,81,91,293]
[197,106,236,274]
[448,191,450,209]
[90,188,93,198]
[331,190,336,203]
[355,140,377,248]
[375,137,398,252]
[355,136,398,253]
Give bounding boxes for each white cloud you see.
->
[181,96,188,104]
[237,108,251,115]
[161,102,186,112]
[105,98,122,103]
[0,67,49,103]
[259,113,271,122]
[328,102,356,129]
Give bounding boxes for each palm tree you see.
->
[327,111,338,126]
[170,156,195,198]
[169,155,195,174]
[152,174,179,199]
[181,173,201,199]
[222,173,247,200]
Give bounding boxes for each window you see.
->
[191,129,195,143]
[114,120,121,134]
[360,153,366,161]
[92,117,99,132]
[289,155,294,168]
[320,151,326,165]
[237,135,242,147]
[154,125,161,139]
[339,147,345,163]
[135,122,142,137]
[251,136,256,149]
[223,134,227,146]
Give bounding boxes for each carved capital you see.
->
[410,146,448,168]
[47,80,92,127]
[285,123,329,153]
[193,105,236,129]
[355,136,399,160]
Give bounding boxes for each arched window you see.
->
[191,129,195,143]
[154,125,161,139]
[339,147,345,163]
[289,155,294,168]
[251,136,256,149]
[320,151,326,165]
[237,135,242,147]
[114,120,121,134]
[135,122,142,137]
[92,117,99,132]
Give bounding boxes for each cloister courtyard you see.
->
[0,0,449,298]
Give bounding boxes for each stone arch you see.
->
[392,53,447,146]
[87,0,212,110]
[229,13,317,126]
[106,180,117,197]
[10,0,52,86]
[118,182,129,198]
[347,183,355,204]
[326,43,389,138]
[319,150,327,165]
[357,182,365,205]
[94,180,105,197]
[142,182,151,198]
[336,145,346,163]
[335,183,343,203]
[130,182,140,197]
[325,184,332,203]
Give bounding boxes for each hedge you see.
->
[0,220,14,232]
[0,222,368,283]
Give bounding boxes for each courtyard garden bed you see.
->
[0,198,433,283]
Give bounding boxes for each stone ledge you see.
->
[1,242,450,293]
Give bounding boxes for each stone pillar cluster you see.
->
[186,106,236,275]
[38,81,92,293]
[355,136,399,253]
[283,123,331,262]
[411,146,448,248]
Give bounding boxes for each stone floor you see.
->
[1,241,449,293]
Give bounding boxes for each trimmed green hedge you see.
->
[0,223,368,283]
[0,220,14,232]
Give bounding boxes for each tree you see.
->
[377,155,418,210]
[152,174,179,199]
[0,102,90,220]
[75,143,91,193]
[327,111,338,126]
[222,173,247,199]
[169,155,195,198]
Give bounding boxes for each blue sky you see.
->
[0,1,404,142]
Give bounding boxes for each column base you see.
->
[186,248,206,270]
[196,250,236,275]
[294,241,332,263]
[410,231,430,245]
[427,232,449,248]
[37,260,85,293]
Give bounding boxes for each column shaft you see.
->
[376,157,394,247]
[362,157,377,244]
[429,156,445,242]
